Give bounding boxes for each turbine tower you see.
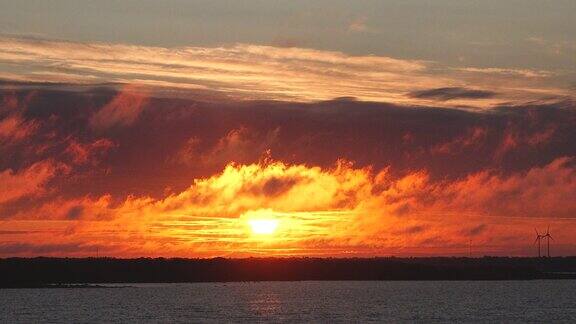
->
[534,229,544,258]
[542,225,553,258]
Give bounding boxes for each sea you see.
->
[1,281,575,323]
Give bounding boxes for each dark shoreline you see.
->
[2,257,576,288]
[1,283,131,289]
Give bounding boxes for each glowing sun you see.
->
[249,219,279,235]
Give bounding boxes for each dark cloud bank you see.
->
[409,87,498,101]
[1,83,575,215]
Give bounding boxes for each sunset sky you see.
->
[1,0,575,257]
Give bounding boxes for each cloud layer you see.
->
[1,36,573,108]
[0,84,575,257]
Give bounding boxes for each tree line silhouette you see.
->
[1,257,576,288]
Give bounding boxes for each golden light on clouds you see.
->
[1,155,575,257]
[249,219,279,235]
[0,36,572,107]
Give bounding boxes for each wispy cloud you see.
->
[347,16,370,33]
[0,160,61,204]
[0,36,572,108]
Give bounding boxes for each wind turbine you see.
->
[534,228,544,258]
[542,225,553,258]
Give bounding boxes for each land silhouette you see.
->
[2,257,576,288]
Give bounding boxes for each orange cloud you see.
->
[431,127,488,155]
[433,157,576,219]
[170,127,280,167]
[65,138,116,165]
[0,114,38,144]
[0,91,38,145]
[89,86,148,130]
[3,157,576,257]
[494,122,558,159]
[0,160,61,204]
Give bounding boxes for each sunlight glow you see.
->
[249,219,279,235]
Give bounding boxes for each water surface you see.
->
[1,281,575,323]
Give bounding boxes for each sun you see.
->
[249,219,279,235]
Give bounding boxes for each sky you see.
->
[0,1,575,257]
